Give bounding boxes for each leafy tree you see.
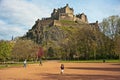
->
[114,16,120,61]
[99,15,120,60]
[47,47,54,58]
[99,15,120,39]
[12,39,39,61]
[115,36,120,60]
[0,41,13,61]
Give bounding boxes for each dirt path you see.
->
[0,61,120,80]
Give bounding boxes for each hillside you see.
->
[24,19,97,45]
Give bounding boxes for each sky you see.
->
[0,0,120,40]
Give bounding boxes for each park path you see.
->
[0,60,120,80]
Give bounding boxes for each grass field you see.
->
[0,61,35,69]
[61,59,120,63]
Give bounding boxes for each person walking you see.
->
[23,59,27,68]
[39,58,42,66]
[60,64,64,74]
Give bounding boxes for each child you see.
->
[60,64,64,74]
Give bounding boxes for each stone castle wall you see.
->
[38,19,53,26]
[53,20,61,26]
[50,4,88,23]
[34,4,98,29]
[59,13,74,21]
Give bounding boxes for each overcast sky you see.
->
[0,0,120,40]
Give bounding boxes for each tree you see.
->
[99,15,120,60]
[114,16,120,61]
[37,47,44,58]
[47,47,54,58]
[0,41,13,61]
[12,39,39,61]
[115,36,120,61]
[99,15,120,39]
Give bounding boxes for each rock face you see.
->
[23,4,99,45]
[24,19,98,45]
[25,19,66,44]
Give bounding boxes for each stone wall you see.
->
[53,20,61,26]
[59,13,74,21]
[89,21,99,30]
[40,19,53,26]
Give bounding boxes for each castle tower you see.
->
[51,9,59,19]
[65,4,74,15]
[51,4,74,21]
[80,13,88,23]
[76,13,88,23]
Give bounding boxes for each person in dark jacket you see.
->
[60,64,64,74]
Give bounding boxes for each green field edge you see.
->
[0,62,38,69]
[60,59,120,63]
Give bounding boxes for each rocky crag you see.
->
[23,4,99,46]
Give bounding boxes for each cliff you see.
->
[23,19,98,46]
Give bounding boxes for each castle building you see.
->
[50,4,88,23]
[51,4,74,21]
[38,4,98,28]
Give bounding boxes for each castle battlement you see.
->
[34,4,100,29]
[39,4,88,23]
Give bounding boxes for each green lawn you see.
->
[61,59,120,63]
[0,61,36,69]
[0,63,23,69]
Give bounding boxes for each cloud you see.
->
[0,0,50,40]
[0,19,26,40]
[0,0,50,26]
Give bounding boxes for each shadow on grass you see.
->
[36,73,120,80]
[111,63,120,66]
[66,67,120,72]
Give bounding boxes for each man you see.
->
[23,59,27,68]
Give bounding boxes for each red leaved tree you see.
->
[37,47,44,58]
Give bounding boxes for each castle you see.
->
[36,4,98,28]
[42,4,88,23]
[51,4,88,23]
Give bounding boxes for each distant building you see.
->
[43,4,88,23]
[51,4,74,21]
